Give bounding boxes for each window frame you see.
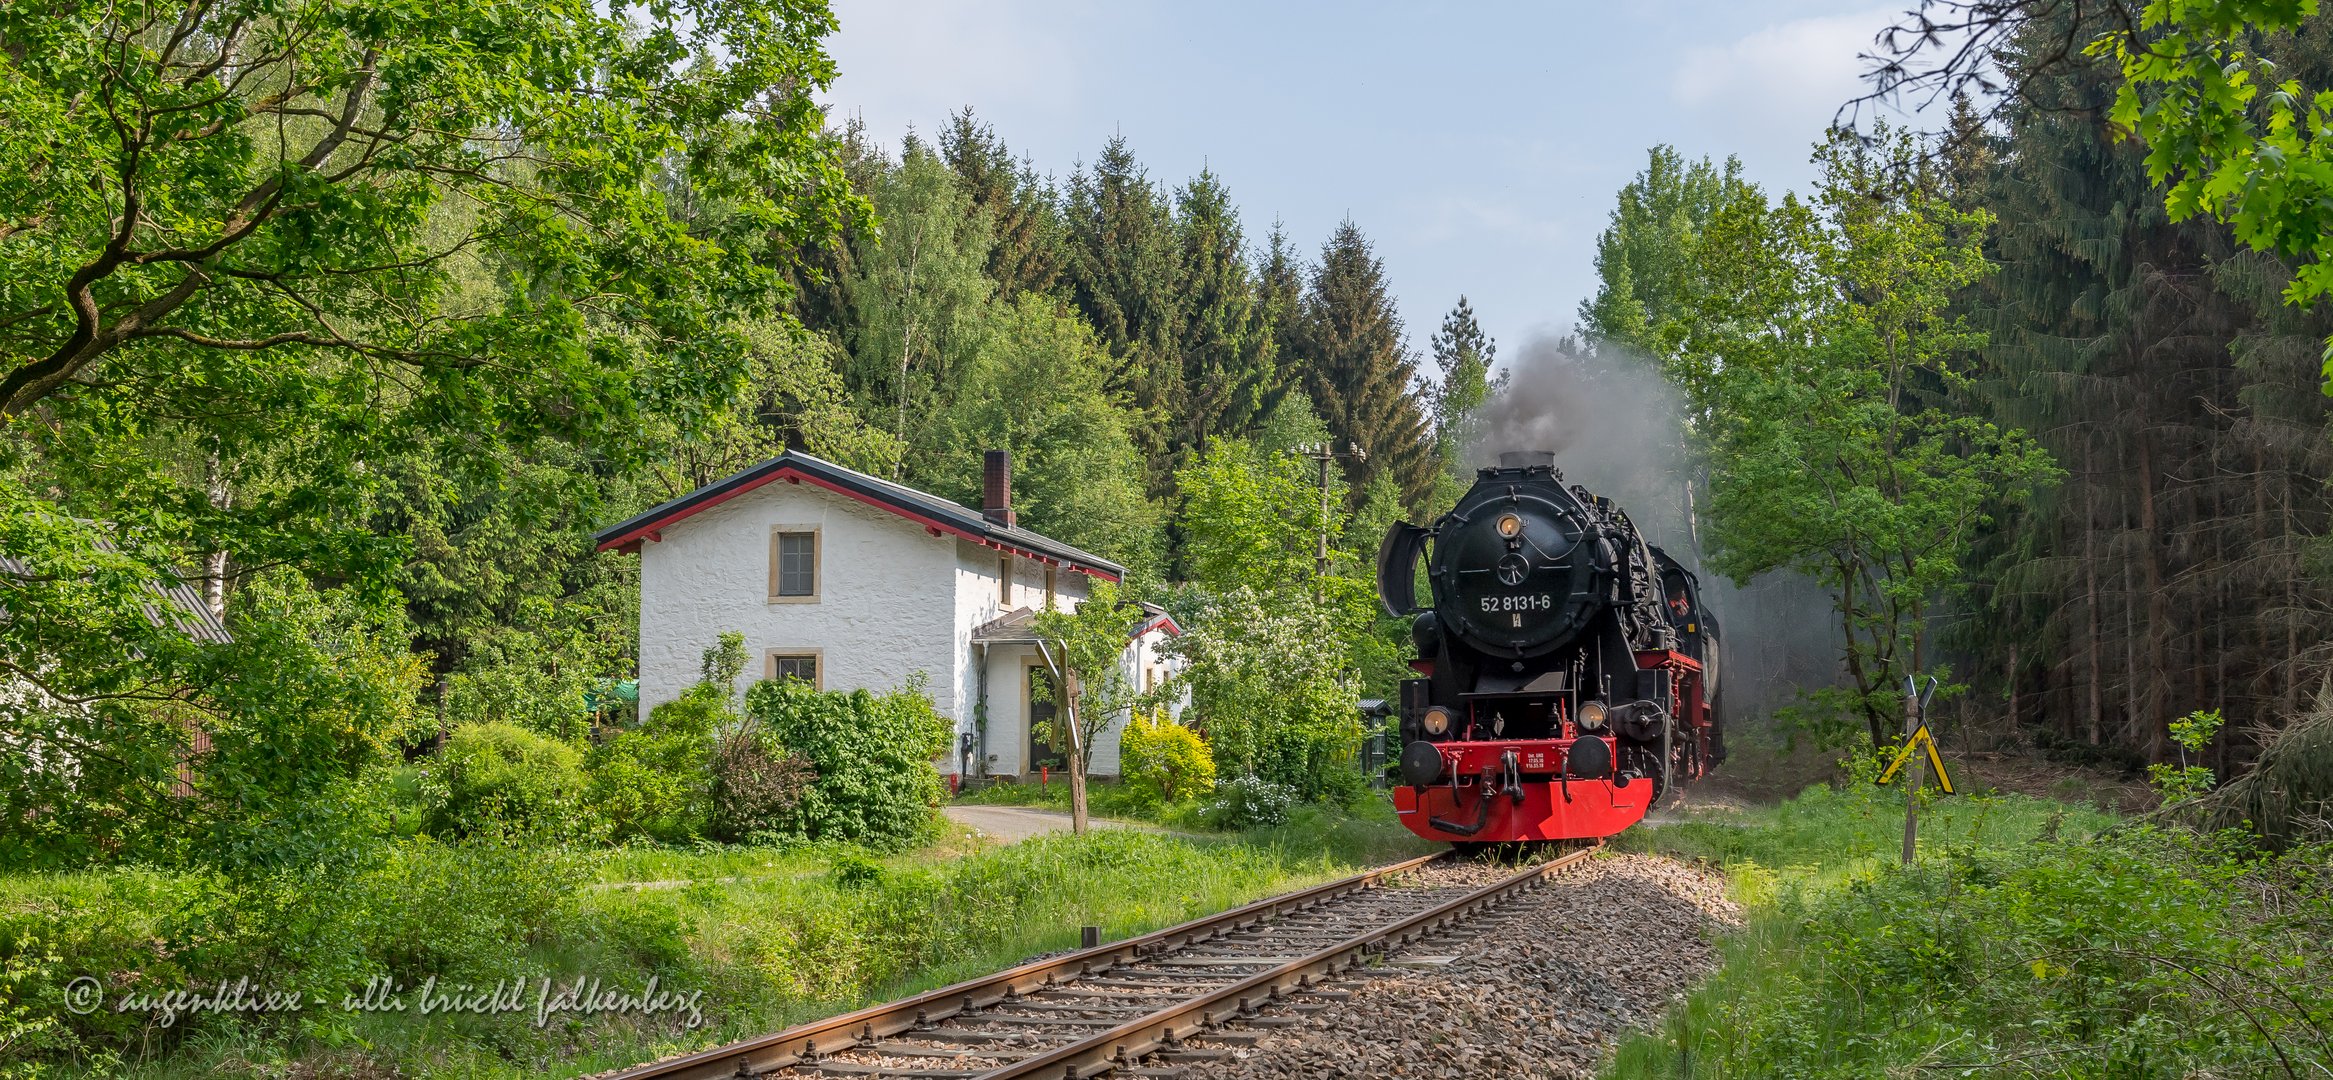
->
[768,525,821,603]
[765,648,824,689]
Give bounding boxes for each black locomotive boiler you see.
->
[1377,452,1723,843]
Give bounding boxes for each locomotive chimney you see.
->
[982,449,1016,527]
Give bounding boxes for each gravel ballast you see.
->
[1177,853,1739,1080]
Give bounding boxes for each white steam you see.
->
[1465,334,1840,722]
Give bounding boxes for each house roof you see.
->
[591,450,1127,582]
[969,602,1181,645]
[0,549,233,645]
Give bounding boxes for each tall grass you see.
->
[2,817,1425,1079]
[1606,783,2333,1078]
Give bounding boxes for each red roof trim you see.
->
[1134,613,1182,638]
[597,466,1122,583]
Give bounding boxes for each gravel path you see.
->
[940,804,1168,842]
[1174,853,1738,1079]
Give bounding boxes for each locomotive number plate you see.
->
[1480,593,1553,613]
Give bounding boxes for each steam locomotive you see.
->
[1376,452,1723,844]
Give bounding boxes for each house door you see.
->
[1027,665,1067,771]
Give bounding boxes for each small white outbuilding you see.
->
[594,449,1177,778]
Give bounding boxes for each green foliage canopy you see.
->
[2092,0,2333,391]
[0,0,856,859]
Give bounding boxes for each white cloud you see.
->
[819,1,1095,144]
[1671,9,1898,155]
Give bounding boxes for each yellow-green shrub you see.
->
[1121,714,1214,803]
[427,722,596,840]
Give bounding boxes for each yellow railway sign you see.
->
[1876,722,1955,795]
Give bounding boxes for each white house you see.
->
[594,449,1178,777]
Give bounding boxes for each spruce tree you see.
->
[1172,170,1280,458]
[1960,10,2333,763]
[1065,136,1183,487]
[1428,296,1496,453]
[1258,220,1308,406]
[1296,220,1437,510]
[939,109,1067,300]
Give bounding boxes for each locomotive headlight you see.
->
[1496,513,1523,538]
[1421,706,1455,737]
[1577,700,1608,732]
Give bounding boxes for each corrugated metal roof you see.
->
[592,450,1128,581]
[0,544,233,644]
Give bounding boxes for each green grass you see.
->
[1604,782,2333,1078]
[584,825,996,886]
[952,777,1432,866]
[2,798,1433,1080]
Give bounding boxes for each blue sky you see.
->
[820,1,1927,366]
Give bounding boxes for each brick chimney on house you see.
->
[982,450,1016,527]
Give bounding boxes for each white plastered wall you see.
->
[635,483,962,718]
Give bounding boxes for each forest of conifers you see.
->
[7,0,2332,868]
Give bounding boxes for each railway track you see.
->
[610,844,1600,1080]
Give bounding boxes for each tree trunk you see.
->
[2123,558,2139,753]
[2007,641,2019,735]
[1065,677,1090,835]
[2136,430,2170,761]
[203,454,231,619]
[2084,440,2104,747]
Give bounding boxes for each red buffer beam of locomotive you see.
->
[1394,754,1651,842]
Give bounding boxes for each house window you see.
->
[770,528,818,601]
[999,552,1013,605]
[767,651,820,687]
[1045,566,1057,609]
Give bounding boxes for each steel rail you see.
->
[609,851,1449,1080]
[974,843,1600,1079]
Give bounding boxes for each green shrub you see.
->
[1168,589,1369,802]
[1122,714,1216,804]
[589,729,711,843]
[644,682,729,741]
[0,836,590,1072]
[744,678,949,851]
[442,626,598,744]
[708,728,816,842]
[429,722,598,840]
[1208,774,1297,828]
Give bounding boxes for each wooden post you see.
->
[1063,681,1087,839]
[1065,671,1089,836]
[1038,638,1088,837]
[1901,676,1925,867]
[1316,447,1332,585]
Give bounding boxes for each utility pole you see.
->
[1900,675,1938,866]
[1299,441,1367,595]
